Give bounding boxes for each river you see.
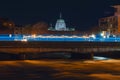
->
[0,56,119,80]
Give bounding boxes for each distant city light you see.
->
[89,34,96,39]
[31,34,36,38]
[9,34,12,37]
[21,39,27,42]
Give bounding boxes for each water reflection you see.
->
[94,56,110,60]
[0,59,120,80]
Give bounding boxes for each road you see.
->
[0,59,120,80]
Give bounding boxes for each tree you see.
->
[22,24,32,34]
[31,22,49,34]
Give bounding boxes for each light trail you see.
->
[0,34,120,42]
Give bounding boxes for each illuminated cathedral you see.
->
[48,13,75,31]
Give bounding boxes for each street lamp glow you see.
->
[31,34,36,38]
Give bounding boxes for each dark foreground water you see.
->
[0,52,120,80]
[0,59,120,80]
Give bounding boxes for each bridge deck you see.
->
[0,41,120,48]
[0,41,120,54]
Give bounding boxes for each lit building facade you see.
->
[99,5,120,35]
[55,14,66,30]
[48,13,75,31]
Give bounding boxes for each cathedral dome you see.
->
[55,13,66,31]
[56,19,65,23]
[48,13,75,31]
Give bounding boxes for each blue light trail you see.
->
[0,34,120,42]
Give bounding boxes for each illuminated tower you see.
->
[55,13,67,31]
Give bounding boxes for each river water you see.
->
[0,52,120,80]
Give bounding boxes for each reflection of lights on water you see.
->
[94,56,110,60]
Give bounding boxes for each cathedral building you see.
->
[48,13,75,31]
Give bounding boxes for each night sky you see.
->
[0,0,120,31]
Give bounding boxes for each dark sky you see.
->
[0,0,120,30]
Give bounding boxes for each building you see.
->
[99,5,120,35]
[14,26,23,34]
[48,13,75,31]
[55,13,67,30]
[0,18,15,34]
[13,13,77,35]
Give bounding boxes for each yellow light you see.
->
[31,34,36,38]
[21,39,27,42]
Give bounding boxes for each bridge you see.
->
[0,34,120,59]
